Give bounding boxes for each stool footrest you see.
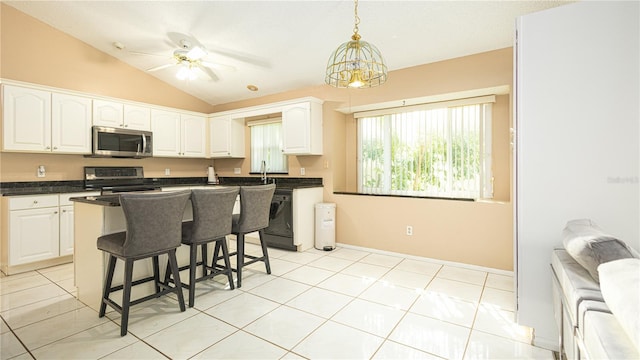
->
[108,275,156,293]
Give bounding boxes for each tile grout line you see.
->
[2,247,535,360]
[460,272,489,360]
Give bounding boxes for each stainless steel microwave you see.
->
[91,126,153,158]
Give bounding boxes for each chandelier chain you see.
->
[353,0,360,36]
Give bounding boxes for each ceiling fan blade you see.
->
[196,64,219,81]
[147,63,175,72]
[167,31,269,68]
[201,61,236,72]
[128,50,167,58]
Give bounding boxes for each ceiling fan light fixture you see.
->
[325,0,387,89]
[176,64,197,81]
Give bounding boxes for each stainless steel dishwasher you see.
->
[263,188,295,251]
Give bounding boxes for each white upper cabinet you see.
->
[209,115,245,158]
[123,104,151,130]
[282,101,323,155]
[181,114,207,158]
[151,110,206,158]
[2,85,90,154]
[51,93,92,153]
[2,85,52,152]
[92,100,123,128]
[93,100,151,130]
[151,109,181,156]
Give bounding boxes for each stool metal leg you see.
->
[236,233,245,288]
[220,238,235,290]
[258,230,271,275]
[99,255,117,318]
[152,256,161,294]
[121,258,134,336]
[200,244,208,277]
[168,249,186,311]
[188,244,198,308]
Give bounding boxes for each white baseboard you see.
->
[335,242,514,277]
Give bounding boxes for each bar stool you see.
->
[166,187,239,307]
[97,190,190,336]
[229,183,276,288]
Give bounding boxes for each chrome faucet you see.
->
[260,160,267,184]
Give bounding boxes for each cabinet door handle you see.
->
[53,211,58,214]
[45,146,51,150]
[62,209,67,213]
[33,200,38,204]
[53,146,58,150]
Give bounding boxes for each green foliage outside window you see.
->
[359,104,484,198]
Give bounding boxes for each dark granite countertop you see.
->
[0,181,91,196]
[1,176,323,197]
[71,195,122,207]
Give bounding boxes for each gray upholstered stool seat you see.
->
[97,190,190,336]
[165,187,239,307]
[227,183,276,288]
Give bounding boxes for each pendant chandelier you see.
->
[325,0,388,89]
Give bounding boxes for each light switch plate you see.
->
[234,168,241,174]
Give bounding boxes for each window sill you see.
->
[332,191,475,202]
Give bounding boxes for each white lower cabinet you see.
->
[9,202,60,266]
[1,192,99,274]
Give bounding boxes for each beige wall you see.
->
[0,4,214,112]
[213,49,514,270]
[1,4,514,270]
[0,4,216,182]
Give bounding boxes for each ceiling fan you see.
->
[147,37,231,81]
[122,32,270,82]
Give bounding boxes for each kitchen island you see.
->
[72,196,197,311]
[72,184,323,311]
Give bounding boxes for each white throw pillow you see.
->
[562,219,637,282]
[598,258,640,351]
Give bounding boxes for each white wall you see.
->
[515,1,639,350]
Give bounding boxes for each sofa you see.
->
[551,219,639,359]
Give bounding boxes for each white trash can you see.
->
[315,203,336,251]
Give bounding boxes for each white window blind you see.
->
[357,97,493,199]
[249,120,288,173]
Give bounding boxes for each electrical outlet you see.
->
[234,168,241,174]
[37,165,46,178]
[406,225,413,236]
[165,168,171,176]
[300,167,305,175]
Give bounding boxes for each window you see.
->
[357,96,493,199]
[249,120,288,173]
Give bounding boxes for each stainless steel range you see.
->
[84,166,160,194]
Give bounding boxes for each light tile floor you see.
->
[0,242,554,359]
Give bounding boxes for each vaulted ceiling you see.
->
[5,1,570,105]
